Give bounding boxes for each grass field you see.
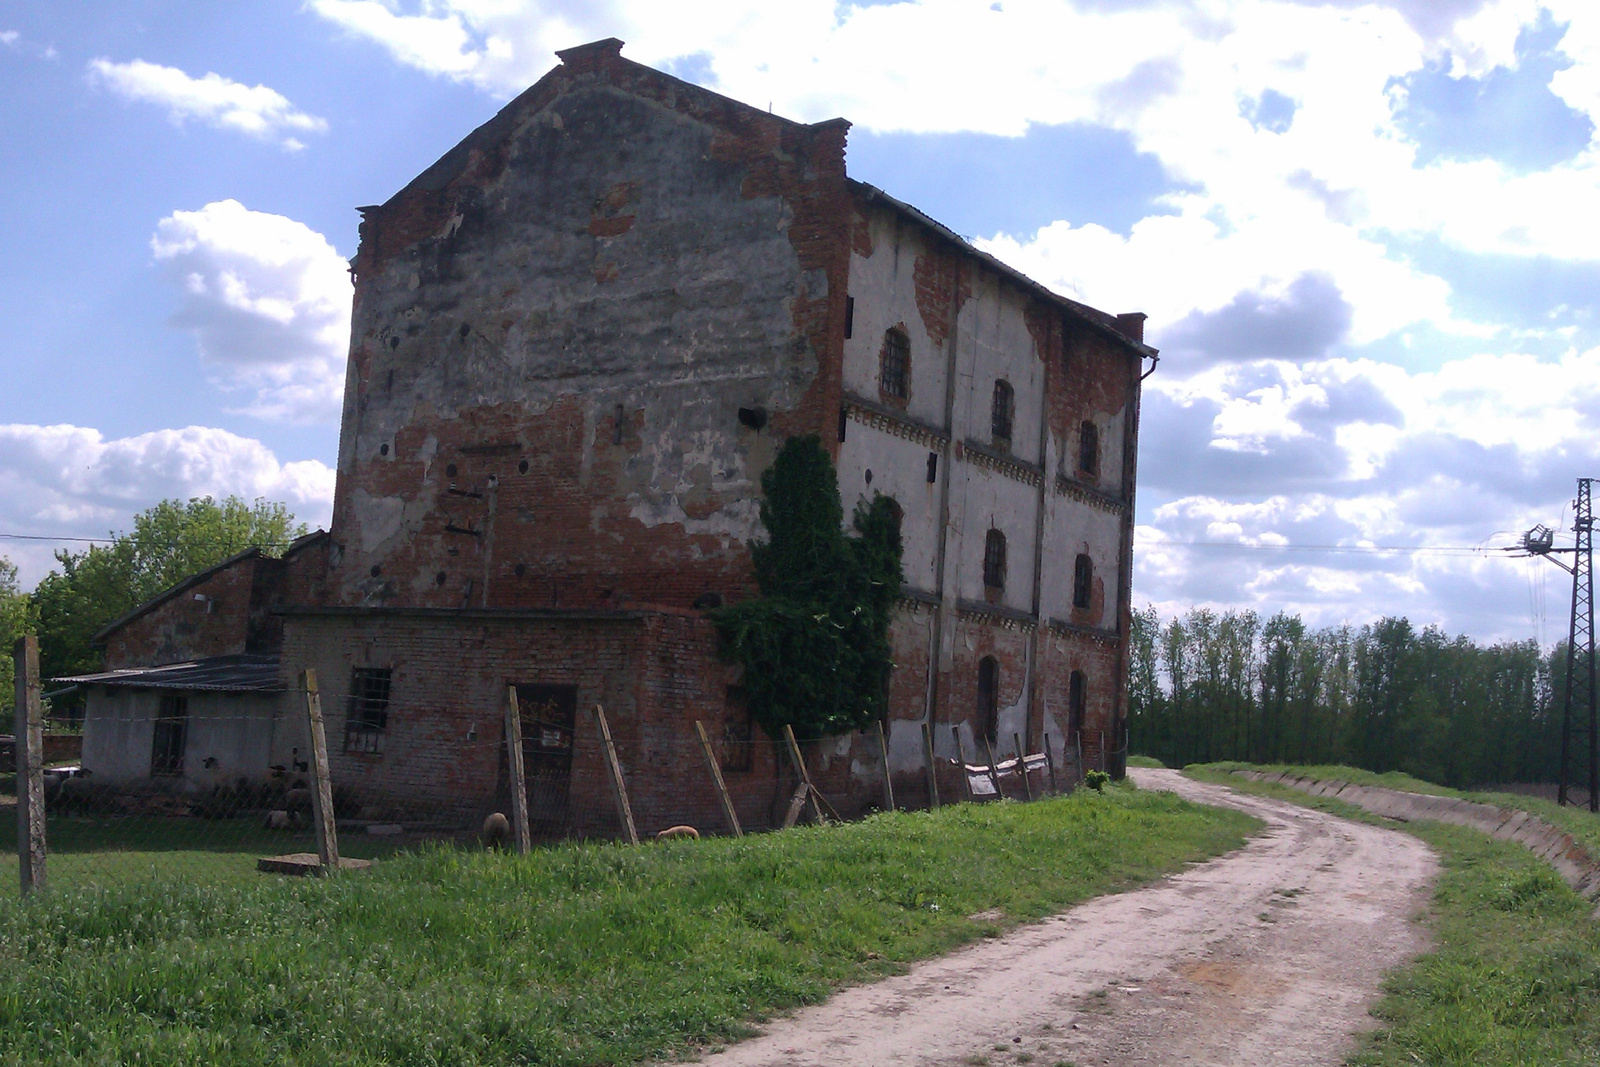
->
[0,786,1256,1066]
[0,812,410,891]
[1194,761,1600,860]
[1186,766,1600,1066]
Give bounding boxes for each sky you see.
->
[2,0,1598,644]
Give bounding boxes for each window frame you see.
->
[150,693,188,778]
[1077,420,1099,478]
[983,529,1008,592]
[879,326,910,401]
[345,667,393,755]
[1073,553,1093,611]
[990,380,1015,449]
[977,656,1000,744]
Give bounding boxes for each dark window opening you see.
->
[978,656,1000,745]
[991,380,1014,448]
[983,529,1007,591]
[1069,670,1086,739]
[926,451,939,483]
[737,406,768,431]
[721,686,754,773]
[150,694,188,778]
[845,295,855,339]
[838,407,848,442]
[1073,553,1093,610]
[1078,421,1099,477]
[880,328,910,400]
[614,404,626,444]
[345,667,392,755]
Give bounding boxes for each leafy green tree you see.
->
[713,436,904,740]
[32,497,305,698]
[0,556,34,717]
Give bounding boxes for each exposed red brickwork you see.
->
[102,556,260,669]
[1051,323,1134,467]
[910,244,971,347]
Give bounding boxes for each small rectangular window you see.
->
[838,407,848,443]
[844,296,855,339]
[345,667,392,754]
[926,451,939,484]
[880,328,910,400]
[150,694,188,777]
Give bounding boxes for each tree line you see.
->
[1128,606,1568,787]
[0,497,303,719]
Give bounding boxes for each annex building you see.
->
[65,39,1157,834]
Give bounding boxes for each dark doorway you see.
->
[150,694,188,777]
[977,656,1000,744]
[515,684,578,830]
[1069,671,1086,740]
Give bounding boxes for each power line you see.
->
[1137,540,1493,556]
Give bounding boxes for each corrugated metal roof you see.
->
[56,654,284,693]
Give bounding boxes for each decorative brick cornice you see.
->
[959,438,1044,488]
[954,597,1038,632]
[1053,474,1125,515]
[1047,617,1120,645]
[842,392,949,449]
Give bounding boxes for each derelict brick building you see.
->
[68,38,1156,832]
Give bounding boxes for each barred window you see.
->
[1078,421,1099,477]
[991,380,1014,447]
[1073,553,1093,610]
[880,327,910,400]
[721,686,753,773]
[983,529,1007,591]
[345,667,392,755]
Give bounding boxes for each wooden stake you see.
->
[1014,733,1034,801]
[504,686,531,855]
[781,723,826,824]
[782,781,810,829]
[592,704,639,844]
[874,720,895,812]
[921,721,940,809]
[15,636,45,895]
[300,669,340,871]
[694,720,743,837]
[952,725,972,801]
[979,734,1003,799]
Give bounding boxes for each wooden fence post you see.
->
[300,669,340,871]
[951,725,972,801]
[874,720,895,812]
[1014,732,1034,801]
[694,720,743,837]
[979,734,1004,799]
[504,686,531,855]
[592,704,639,844]
[921,721,940,810]
[15,636,45,896]
[781,724,828,824]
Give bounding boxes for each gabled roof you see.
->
[56,654,284,693]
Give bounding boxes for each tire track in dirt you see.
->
[686,768,1437,1067]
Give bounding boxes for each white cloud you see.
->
[151,200,352,423]
[1,30,18,48]
[0,424,335,587]
[88,58,327,150]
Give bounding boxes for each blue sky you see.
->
[3,0,1599,643]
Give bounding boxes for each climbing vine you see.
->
[712,435,904,740]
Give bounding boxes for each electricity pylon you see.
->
[1516,478,1596,811]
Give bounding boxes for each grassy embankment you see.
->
[1186,763,1600,1067]
[0,785,1256,1066]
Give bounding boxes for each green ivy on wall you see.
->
[712,435,904,740]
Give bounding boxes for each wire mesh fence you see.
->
[7,657,1095,898]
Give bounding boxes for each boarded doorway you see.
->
[515,684,578,830]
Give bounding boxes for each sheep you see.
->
[655,825,700,841]
[264,810,292,830]
[481,811,511,849]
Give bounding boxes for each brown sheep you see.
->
[482,811,511,849]
[656,825,700,841]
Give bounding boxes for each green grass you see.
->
[1186,766,1600,1066]
[0,789,1256,1067]
[0,815,409,891]
[1125,755,1166,769]
[1196,761,1600,861]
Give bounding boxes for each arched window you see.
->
[991,380,1014,447]
[983,529,1007,591]
[978,656,1000,744]
[880,327,910,400]
[1073,553,1093,610]
[1068,670,1086,739]
[1077,420,1099,477]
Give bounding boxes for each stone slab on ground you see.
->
[257,853,374,876]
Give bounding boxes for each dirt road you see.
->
[688,768,1438,1067]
